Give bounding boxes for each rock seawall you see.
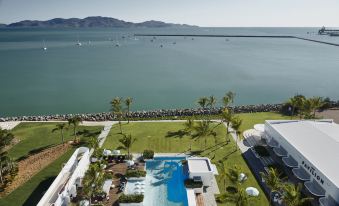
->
[0,104,283,122]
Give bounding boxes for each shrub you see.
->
[125,169,146,178]
[104,172,113,179]
[226,186,238,194]
[118,194,144,203]
[254,145,270,157]
[184,179,203,188]
[142,149,154,159]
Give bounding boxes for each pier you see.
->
[134,34,339,47]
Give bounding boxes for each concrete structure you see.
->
[187,157,218,187]
[37,147,91,206]
[265,120,339,206]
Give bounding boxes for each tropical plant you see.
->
[222,91,236,108]
[226,164,243,185]
[216,188,252,206]
[260,167,283,204]
[208,95,217,115]
[193,120,216,149]
[197,97,209,110]
[68,116,82,142]
[221,108,234,137]
[231,117,243,150]
[308,96,324,118]
[119,134,136,159]
[183,117,195,135]
[82,163,105,205]
[111,97,123,133]
[125,97,133,123]
[282,183,313,206]
[52,123,66,144]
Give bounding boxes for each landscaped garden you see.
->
[102,117,277,206]
[0,122,103,206]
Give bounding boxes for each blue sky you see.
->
[0,0,338,26]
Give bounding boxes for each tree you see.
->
[193,120,216,149]
[216,188,252,206]
[231,117,243,150]
[119,134,136,159]
[221,108,234,137]
[82,163,105,205]
[308,96,324,118]
[260,167,282,204]
[287,96,299,119]
[197,97,209,110]
[208,95,217,115]
[226,164,243,185]
[0,129,16,186]
[125,97,133,123]
[183,117,195,135]
[68,116,82,143]
[52,123,66,144]
[222,91,236,108]
[282,183,313,206]
[111,97,123,133]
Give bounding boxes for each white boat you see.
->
[42,40,47,50]
[76,41,82,46]
[115,41,120,47]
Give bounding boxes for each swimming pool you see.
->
[143,156,188,206]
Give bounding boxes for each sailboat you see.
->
[76,35,82,46]
[42,40,47,51]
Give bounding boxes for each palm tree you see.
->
[111,97,123,133]
[52,123,66,144]
[125,97,133,123]
[184,117,195,135]
[68,116,82,143]
[308,96,324,118]
[216,188,252,206]
[294,95,306,119]
[226,164,243,185]
[222,91,236,108]
[231,117,243,150]
[208,95,217,115]
[193,120,216,149]
[197,96,209,109]
[260,167,282,205]
[287,97,299,119]
[282,183,313,206]
[82,164,104,205]
[221,108,234,137]
[119,134,136,159]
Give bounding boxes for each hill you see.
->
[4,16,195,28]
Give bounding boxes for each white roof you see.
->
[266,120,339,187]
[187,158,212,173]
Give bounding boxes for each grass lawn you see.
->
[103,124,268,205]
[235,112,292,132]
[8,122,103,160]
[0,149,75,206]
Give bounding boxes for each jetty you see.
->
[318,26,339,35]
[134,34,339,47]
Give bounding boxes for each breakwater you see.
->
[134,34,339,47]
[0,104,283,122]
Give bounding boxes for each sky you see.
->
[0,0,338,27]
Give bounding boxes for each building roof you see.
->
[187,158,212,173]
[266,120,339,187]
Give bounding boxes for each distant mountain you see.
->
[0,23,6,27]
[4,16,196,28]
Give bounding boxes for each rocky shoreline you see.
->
[0,104,283,122]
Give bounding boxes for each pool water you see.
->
[144,157,188,206]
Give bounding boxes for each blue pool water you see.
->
[144,157,188,206]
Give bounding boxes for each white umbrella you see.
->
[246,187,259,197]
[254,124,265,133]
[239,173,247,182]
[126,160,135,166]
[112,150,121,155]
[103,149,112,156]
[135,185,141,189]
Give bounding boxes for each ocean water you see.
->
[0,27,339,117]
[144,157,188,206]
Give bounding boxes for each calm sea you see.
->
[0,27,339,117]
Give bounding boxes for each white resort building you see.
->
[37,147,91,206]
[265,119,339,206]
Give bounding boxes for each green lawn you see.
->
[8,122,103,160]
[0,149,75,206]
[103,123,267,205]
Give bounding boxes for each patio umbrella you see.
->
[239,173,247,182]
[246,187,259,197]
[103,149,112,156]
[112,150,121,155]
[126,160,135,166]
